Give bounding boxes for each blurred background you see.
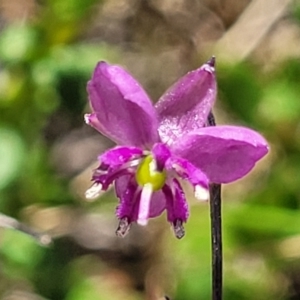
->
[0,0,300,299]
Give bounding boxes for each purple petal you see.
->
[172,125,269,183]
[148,190,166,218]
[93,168,131,191]
[91,146,143,190]
[98,146,143,168]
[84,113,104,135]
[115,176,139,221]
[155,58,216,145]
[115,176,165,221]
[163,179,189,238]
[151,143,172,171]
[163,180,189,223]
[87,62,159,147]
[167,156,209,188]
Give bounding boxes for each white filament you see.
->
[137,183,153,226]
[85,183,103,200]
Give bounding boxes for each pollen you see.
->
[135,155,166,190]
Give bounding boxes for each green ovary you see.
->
[135,155,166,191]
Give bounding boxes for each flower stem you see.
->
[208,111,223,300]
[209,183,222,300]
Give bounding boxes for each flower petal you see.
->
[115,176,165,221]
[87,61,159,147]
[167,156,209,188]
[98,146,143,168]
[91,146,143,190]
[115,177,138,221]
[155,58,216,145]
[163,180,189,223]
[167,155,209,201]
[163,180,189,239]
[152,143,171,171]
[149,190,166,218]
[172,125,269,183]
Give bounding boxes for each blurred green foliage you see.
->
[1,1,300,299]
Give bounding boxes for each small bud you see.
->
[207,56,216,67]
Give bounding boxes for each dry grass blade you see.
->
[215,0,293,61]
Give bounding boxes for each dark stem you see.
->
[207,111,223,300]
[209,183,222,300]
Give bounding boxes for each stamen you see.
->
[85,182,103,200]
[137,183,153,226]
[172,219,185,239]
[116,217,131,237]
[194,185,210,201]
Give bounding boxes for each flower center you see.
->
[135,155,166,191]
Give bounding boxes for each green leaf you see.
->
[0,127,25,190]
[0,25,37,63]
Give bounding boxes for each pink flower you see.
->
[84,58,269,238]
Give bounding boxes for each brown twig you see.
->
[0,213,52,246]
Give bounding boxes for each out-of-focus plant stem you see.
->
[0,213,51,246]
